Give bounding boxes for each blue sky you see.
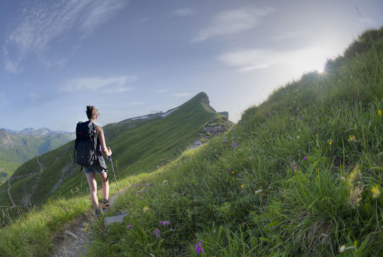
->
[0,0,382,132]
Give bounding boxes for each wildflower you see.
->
[170,228,173,230]
[348,135,357,143]
[303,156,307,161]
[296,136,300,139]
[159,221,163,225]
[379,110,381,116]
[66,209,69,211]
[227,168,230,173]
[349,164,362,185]
[204,153,207,156]
[341,177,345,181]
[162,221,170,226]
[301,116,303,120]
[297,107,299,111]
[371,186,381,199]
[153,229,161,239]
[292,163,295,172]
[241,185,244,188]
[306,96,308,100]
[255,190,262,194]
[163,180,168,185]
[339,245,346,253]
[232,171,234,174]
[329,140,333,145]
[196,183,198,185]
[222,137,227,143]
[232,137,234,139]
[348,186,363,209]
[52,212,55,215]
[140,196,143,199]
[231,142,237,148]
[136,194,139,197]
[232,178,234,181]
[194,241,205,254]
[136,191,140,194]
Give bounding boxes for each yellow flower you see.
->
[329,141,332,145]
[379,110,381,116]
[232,171,234,174]
[136,194,139,197]
[143,206,149,213]
[232,178,234,181]
[241,185,244,188]
[196,183,198,185]
[348,135,357,143]
[371,186,381,199]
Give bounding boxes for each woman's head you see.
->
[86,106,99,120]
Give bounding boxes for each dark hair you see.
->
[86,106,99,120]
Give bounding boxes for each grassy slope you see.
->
[80,28,383,256]
[0,160,19,185]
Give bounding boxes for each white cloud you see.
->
[171,8,194,16]
[191,6,273,42]
[4,0,129,72]
[61,76,136,93]
[131,102,144,105]
[219,48,328,73]
[156,89,168,93]
[0,91,7,105]
[30,93,39,103]
[174,93,193,97]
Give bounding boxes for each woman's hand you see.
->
[107,147,112,156]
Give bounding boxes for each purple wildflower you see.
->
[297,107,299,111]
[127,225,132,229]
[170,228,173,231]
[136,191,140,194]
[227,168,231,174]
[162,221,170,226]
[222,137,227,143]
[232,137,234,139]
[301,116,303,120]
[303,156,307,161]
[153,229,161,238]
[292,163,295,172]
[204,153,207,156]
[306,96,308,100]
[231,142,237,148]
[195,241,205,254]
[159,221,163,225]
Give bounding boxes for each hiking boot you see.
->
[95,209,101,220]
[102,199,110,212]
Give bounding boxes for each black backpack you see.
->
[74,121,98,169]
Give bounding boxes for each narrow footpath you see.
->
[50,187,130,257]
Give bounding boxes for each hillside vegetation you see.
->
[0,129,75,184]
[78,27,383,256]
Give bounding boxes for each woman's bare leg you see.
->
[98,171,109,200]
[85,172,99,209]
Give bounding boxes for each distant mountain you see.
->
[4,127,74,137]
[0,128,75,184]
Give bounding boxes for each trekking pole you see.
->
[107,147,119,191]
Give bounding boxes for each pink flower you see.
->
[162,221,170,226]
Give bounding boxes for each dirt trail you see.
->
[50,187,130,257]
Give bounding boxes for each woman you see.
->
[83,106,112,218]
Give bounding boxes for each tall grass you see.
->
[83,27,383,256]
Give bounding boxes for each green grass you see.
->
[78,27,383,256]
[0,160,19,185]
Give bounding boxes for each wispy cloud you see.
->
[0,91,7,105]
[156,89,168,93]
[131,102,144,105]
[4,0,129,73]
[61,76,136,93]
[191,6,273,42]
[171,8,194,16]
[273,31,306,41]
[174,93,193,97]
[29,93,39,103]
[135,17,151,24]
[219,48,327,72]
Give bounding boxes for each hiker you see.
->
[82,106,112,218]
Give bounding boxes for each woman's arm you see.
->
[97,127,112,156]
